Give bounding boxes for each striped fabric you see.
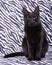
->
[0,0,52,65]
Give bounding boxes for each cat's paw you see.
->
[27,57,34,61]
[35,57,41,61]
[27,58,32,61]
[41,54,45,58]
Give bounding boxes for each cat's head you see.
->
[22,6,41,27]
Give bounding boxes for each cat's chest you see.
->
[26,32,41,43]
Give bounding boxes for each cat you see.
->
[4,6,48,61]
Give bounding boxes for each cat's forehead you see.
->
[28,12,36,17]
[29,13,33,16]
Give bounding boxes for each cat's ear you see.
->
[22,8,29,17]
[34,6,39,16]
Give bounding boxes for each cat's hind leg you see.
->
[41,38,48,58]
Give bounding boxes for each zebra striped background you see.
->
[0,0,52,65]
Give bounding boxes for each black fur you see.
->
[4,6,48,61]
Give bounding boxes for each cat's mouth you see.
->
[28,22,40,27]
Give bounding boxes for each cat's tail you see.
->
[4,52,25,58]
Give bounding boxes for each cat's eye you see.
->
[27,16,31,20]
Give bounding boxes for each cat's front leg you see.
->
[35,44,42,60]
[28,49,34,60]
[27,41,34,60]
[28,48,34,60]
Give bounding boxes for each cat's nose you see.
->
[28,22,37,26]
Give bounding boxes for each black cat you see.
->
[4,6,48,61]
